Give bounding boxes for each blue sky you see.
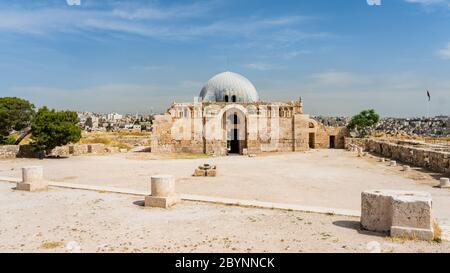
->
[0,0,449,117]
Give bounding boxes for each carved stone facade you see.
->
[151,100,348,155]
[151,71,348,155]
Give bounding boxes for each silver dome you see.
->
[199,71,259,103]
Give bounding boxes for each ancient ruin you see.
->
[193,164,217,177]
[151,72,348,155]
[145,175,180,208]
[361,190,435,241]
[16,166,48,192]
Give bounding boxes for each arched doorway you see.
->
[223,109,246,154]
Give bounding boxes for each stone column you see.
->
[145,175,180,208]
[16,166,48,192]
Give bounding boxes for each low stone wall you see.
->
[1,143,109,159]
[0,145,20,159]
[345,138,450,174]
[87,144,107,154]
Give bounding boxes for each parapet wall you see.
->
[345,138,450,175]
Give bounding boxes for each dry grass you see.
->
[79,134,135,150]
[433,221,442,243]
[40,241,64,249]
[82,131,150,138]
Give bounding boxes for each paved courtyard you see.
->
[1,149,450,225]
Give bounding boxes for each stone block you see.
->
[390,161,397,167]
[88,144,106,154]
[403,165,411,172]
[193,169,206,177]
[439,178,450,188]
[16,166,48,192]
[361,190,434,241]
[105,146,120,153]
[69,144,89,156]
[144,195,180,209]
[390,226,434,241]
[391,193,432,230]
[206,169,217,177]
[361,191,393,232]
[49,146,70,157]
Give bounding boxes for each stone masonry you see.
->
[345,138,450,175]
[361,190,435,241]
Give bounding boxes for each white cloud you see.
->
[244,63,284,71]
[437,42,450,59]
[66,0,81,6]
[0,3,311,42]
[308,71,368,86]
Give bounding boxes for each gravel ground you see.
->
[0,183,449,253]
[1,150,450,224]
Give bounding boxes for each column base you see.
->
[145,194,180,208]
[16,182,48,192]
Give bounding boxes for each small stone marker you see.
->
[361,190,435,241]
[439,178,450,189]
[16,166,48,192]
[403,165,411,172]
[193,164,217,177]
[390,160,397,167]
[193,168,206,177]
[145,175,180,208]
[380,158,386,163]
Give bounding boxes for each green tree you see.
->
[348,109,380,137]
[0,97,35,144]
[30,107,82,155]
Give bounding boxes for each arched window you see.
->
[231,95,237,102]
[224,95,229,102]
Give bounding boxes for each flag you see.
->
[427,90,431,101]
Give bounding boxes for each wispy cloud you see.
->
[404,0,450,9]
[308,71,369,87]
[244,63,284,71]
[437,42,450,59]
[0,2,312,41]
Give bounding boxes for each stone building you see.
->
[151,71,348,155]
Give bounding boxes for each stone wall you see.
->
[345,138,450,174]
[0,143,108,159]
[0,145,20,159]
